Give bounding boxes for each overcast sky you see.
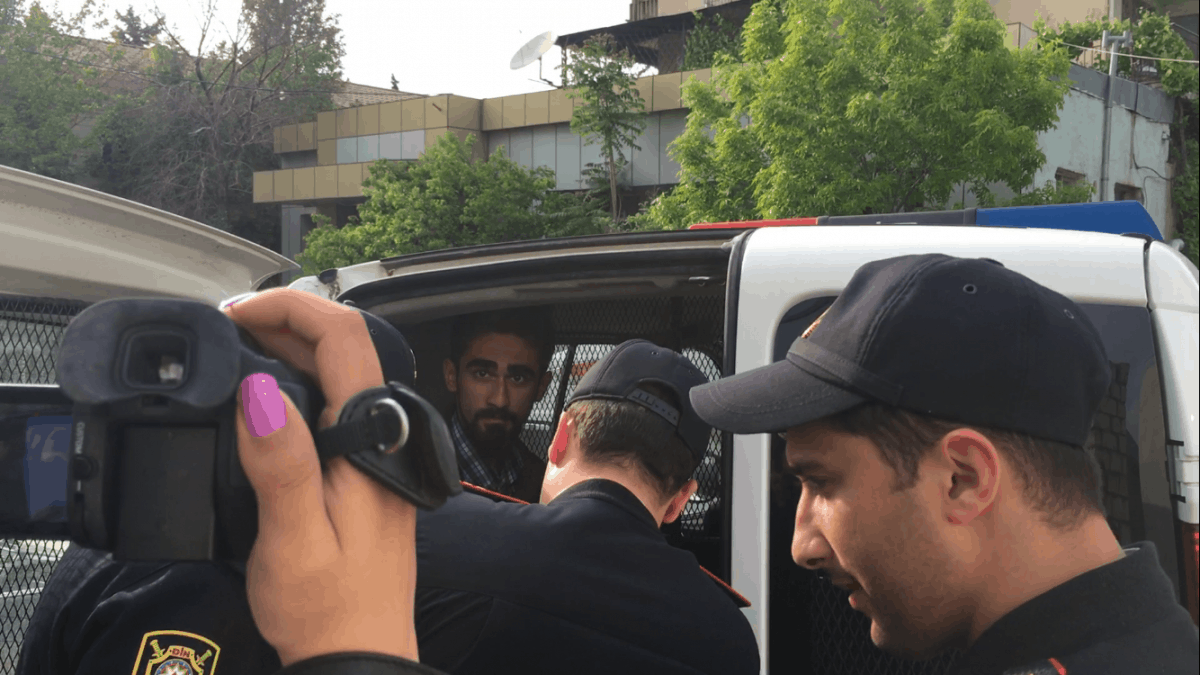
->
[48,0,634,99]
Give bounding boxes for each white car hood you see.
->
[0,165,297,304]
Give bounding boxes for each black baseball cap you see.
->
[690,254,1111,447]
[565,340,712,464]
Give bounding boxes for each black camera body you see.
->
[55,297,453,562]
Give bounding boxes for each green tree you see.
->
[297,132,607,273]
[633,0,1072,230]
[110,5,163,47]
[87,0,343,250]
[1033,9,1197,99]
[561,34,649,227]
[682,10,743,71]
[0,1,108,180]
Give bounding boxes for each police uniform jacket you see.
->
[950,541,1198,675]
[413,478,760,675]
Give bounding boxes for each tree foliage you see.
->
[0,0,109,180]
[561,34,649,226]
[1032,8,1197,99]
[632,0,1072,230]
[110,4,163,47]
[296,132,608,274]
[682,10,743,71]
[86,0,344,249]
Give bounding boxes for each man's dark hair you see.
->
[449,308,555,374]
[819,402,1105,531]
[567,383,698,502]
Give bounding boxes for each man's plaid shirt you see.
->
[450,414,525,493]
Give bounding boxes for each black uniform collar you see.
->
[552,478,659,530]
[951,541,1177,674]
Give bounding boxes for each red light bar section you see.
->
[688,217,819,230]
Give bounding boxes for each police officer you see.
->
[413,339,760,675]
[688,254,1199,673]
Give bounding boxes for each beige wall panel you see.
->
[425,127,447,152]
[502,95,525,128]
[425,96,450,128]
[335,108,358,138]
[358,104,380,135]
[315,166,338,199]
[652,72,683,111]
[448,95,482,129]
[293,168,316,200]
[317,139,337,166]
[317,111,336,140]
[280,125,298,153]
[402,99,426,131]
[687,68,712,85]
[273,126,282,153]
[380,101,404,134]
[274,170,294,202]
[658,0,691,16]
[482,98,504,130]
[635,77,654,111]
[337,164,363,198]
[525,91,550,126]
[297,122,316,151]
[548,89,572,123]
[253,171,274,203]
[992,0,1109,27]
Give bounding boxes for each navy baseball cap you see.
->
[566,340,712,464]
[690,254,1111,447]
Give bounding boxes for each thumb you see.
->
[236,373,333,551]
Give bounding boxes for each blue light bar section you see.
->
[977,201,1163,240]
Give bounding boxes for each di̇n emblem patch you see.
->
[130,631,221,675]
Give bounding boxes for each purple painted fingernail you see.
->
[242,373,286,437]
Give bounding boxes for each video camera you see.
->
[2,297,459,561]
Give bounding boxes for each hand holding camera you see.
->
[54,288,458,667]
[224,290,420,665]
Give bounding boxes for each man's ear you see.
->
[548,414,573,467]
[536,369,552,402]
[443,358,458,394]
[662,479,699,525]
[938,430,1001,526]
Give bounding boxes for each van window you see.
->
[767,298,1172,675]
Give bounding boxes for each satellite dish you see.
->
[510,31,556,70]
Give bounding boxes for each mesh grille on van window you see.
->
[1,294,90,674]
[0,295,88,385]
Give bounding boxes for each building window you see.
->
[1114,183,1144,203]
[1055,168,1086,188]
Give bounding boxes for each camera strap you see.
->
[312,382,462,509]
[315,384,409,460]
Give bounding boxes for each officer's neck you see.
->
[966,511,1126,647]
[546,462,670,526]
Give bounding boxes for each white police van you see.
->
[1,165,1196,675]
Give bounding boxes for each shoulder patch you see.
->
[131,631,221,675]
